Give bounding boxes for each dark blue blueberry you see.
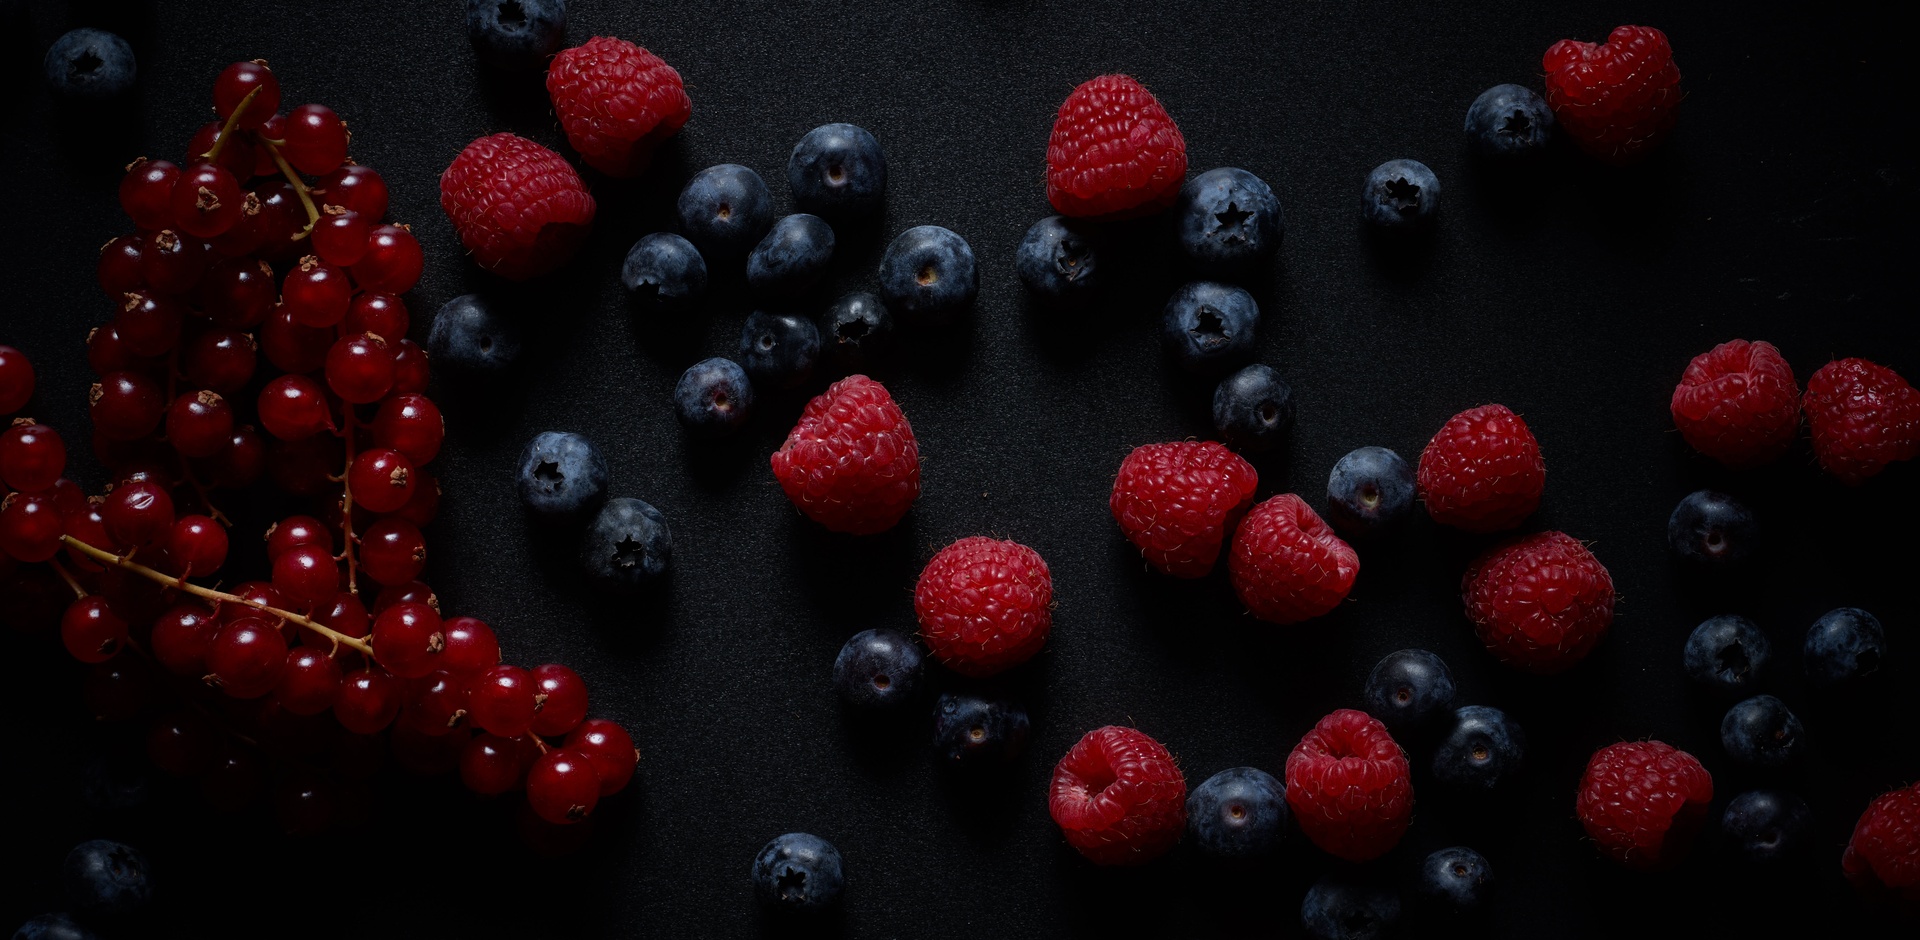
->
[465,0,567,71]
[1804,607,1885,688]
[787,123,886,220]
[428,294,522,373]
[44,30,136,102]
[1212,364,1295,454]
[81,752,152,811]
[1722,790,1813,864]
[1161,281,1259,374]
[1301,877,1400,940]
[1326,446,1416,537]
[751,832,845,912]
[1683,615,1770,694]
[1721,695,1803,767]
[1418,846,1494,913]
[747,214,835,298]
[1667,490,1759,567]
[878,225,977,325]
[579,497,671,593]
[672,358,754,439]
[819,292,892,372]
[831,629,923,710]
[11,913,99,940]
[738,311,820,390]
[1361,159,1440,230]
[932,692,1030,767]
[1363,649,1456,732]
[1014,216,1102,305]
[62,840,150,920]
[621,233,707,315]
[1174,167,1283,275]
[1432,706,1525,791]
[676,164,773,258]
[516,431,608,522]
[1464,84,1555,159]
[1185,766,1288,859]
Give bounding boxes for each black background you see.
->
[3,1,1917,936]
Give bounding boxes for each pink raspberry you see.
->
[770,375,919,535]
[1049,725,1186,865]
[1228,494,1358,625]
[546,37,691,178]
[915,537,1052,677]
[439,133,596,281]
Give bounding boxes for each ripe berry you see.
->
[915,537,1053,676]
[97,236,146,299]
[1162,281,1259,374]
[282,256,351,328]
[1576,740,1712,870]
[1804,357,1920,484]
[1723,790,1813,865]
[402,669,470,735]
[675,164,773,259]
[621,232,708,315]
[819,292,893,372]
[530,663,589,737]
[315,164,389,219]
[526,748,601,824]
[44,29,138,102]
[672,359,754,440]
[878,225,978,326]
[119,158,181,229]
[1326,446,1416,538]
[392,340,431,394]
[1362,649,1456,732]
[166,514,228,576]
[312,205,370,266]
[788,123,886,220]
[353,224,424,293]
[1667,489,1759,567]
[1049,726,1186,865]
[1418,846,1495,912]
[181,328,258,393]
[1721,694,1804,768]
[370,601,443,679]
[1843,781,1920,902]
[1803,607,1885,688]
[831,629,924,711]
[1543,26,1682,164]
[579,498,670,593]
[1463,531,1614,674]
[61,839,152,920]
[205,617,289,698]
[282,104,350,175]
[61,596,128,664]
[442,134,595,279]
[932,692,1029,767]
[469,664,538,737]
[368,393,443,466]
[468,0,567,70]
[772,375,920,535]
[168,162,243,238]
[103,479,175,547]
[1361,159,1440,230]
[1047,74,1186,219]
[138,229,209,295]
[460,732,532,794]
[546,36,692,177]
[213,60,280,129]
[114,292,186,357]
[440,616,501,678]
[1431,706,1525,791]
[748,214,836,298]
[1465,84,1554,159]
[1185,766,1288,859]
[1670,339,1800,468]
[1285,709,1412,862]
[343,292,409,339]
[149,603,217,675]
[1173,167,1283,275]
[271,544,338,611]
[334,668,402,734]
[310,591,371,644]
[1,421,66,493]
[257,374,335,440]
[374,579,439,614]
[751,833,845,912]
[1417,403,1545,533]
[1014,216,1102,306]
[259,306,331,376]
[164,391,234,459]
[428,294,523,373]
[1683,614,1769,694]
[90,371,166,441]
[278,648,343,716]
[565,718,638,796]
[1212,363,1294,452]
[1229,494,1359,625]
[345,448,415,515]
[738,311,820,391]
[1110,440,1258,578]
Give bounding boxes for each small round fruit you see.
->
[751,832,845,912]
[829,629,922,710]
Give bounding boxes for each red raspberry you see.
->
[1576,740,1713,870]
[439,133,596,281]
[1416,404,1545,533]
[770,375,919,535]
[1048,725,1186,866]
[1284,709,1412,862]
[1543,25,1682,165]
[1804,358,1920,485]
[1046,74,1187,220]
[1843,781,1920,904]
[1669,339,1800,469]
[1228,494,1358,625]
[914,537,1052,677]
[1109,441,1257,578]
[545,37,691,179]
[1462,531,1614,674]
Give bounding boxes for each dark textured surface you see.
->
[3,1,1918,936]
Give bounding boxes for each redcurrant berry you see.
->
[369,393,443,465]
[167,514,229,575]
[281,256,351,328]
[61,504,121,571]
[201,425,267,489]
[530,663,589,737]
[207,191,266,257]
[205,617,289,698]
[168,162,244,238]
[102,479,175,547]
[460,732,532,795]
[324,332,395,404]
[279,647,343,716]
[440,616,500,678]
[310,591,371,646]
[114,292,186,357]
[372,579,438,614]
[351,224,422,293]
[334,668,401,734]
[347,447,414,513]
[391,339,430,394]
[212,60,280,130]
[393,471,441,527]
[526,748,601,825]
[370,600,442,679]
[60,596,128,664]
[201,257,276,328]
[97,235,146,299]
[282,104,350,175]
[119,158,180,229]
[165,390,234,458]
[342,292,408,339]
[0,346,33,415]
[265,514,333,561]
[359,518,426,586]
[259,305,333,375]
[314,164,388,219]
[250,180,304,263]
[312,205,370,266]
[181,329,258,394]
[257,374,336,440]
[0,492,62,562]
[138,229,209,295]
[565,719,638,796]
[0,421,66,493]
[185,120,258,178]
[272,544,339,611]
[468,664,537,738]
[90,370,166,441]
[401,669,468,735]
[219,580,288,626]
[150,602,218,675]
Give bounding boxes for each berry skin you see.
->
[468,664,537,737]
[1462,531,1614,674]
[1285,709,1412,862]
[565,718,638,795]
[752,833,845,912]
[0,345,35,414]
[830,628,922,710]
[914,537,1053,677]
[1843,781,1920,903]
[819,293,893,372]
[1803,607,1885,688]
[771,375,920,535]
[428,294,523,373]
[281,104,350,176]
[1721,695,1803,768]
[1185,766,1287,859]
[1049,726,1187,865]
[1419,846,1495,912]
[1301,877,1400,940]
[1432,705,1525,791]
[1722,790,1813,864]
[1804,357,1920,484]
[1575,740,1713,870]
[205,618,288,698]
[62,840,151,919]
[878,225,978,325]
[788,123,886,220]
[440,133,596,280]
[1670,339,1801,469]
[1683,615,1770,694]
[1327,446,1416,538]
[12,913,100,940]
[1361,159,1440,230]
[526,748,601,824]
[738,311,821,391]
[1229,494,1359,625]
[676,164,773,258]
[1212,363,1294,453]
[673,358,754,439]
[44,29,136,101]
[546,37,690,177]
[1418,404,1544,532]
[1109,440,1258,578]
[1014,216,1102,305]
[353,224,425,294]
[1173,167,1283,275]
[282,257,353,329]
[1161,281,1259,374]
[580,497,672,592]
[1,421,66,493]
[1543,26,1682,165]
[932,692,1029,767]
[620,232,706,315]
[516,431,609,521]
[61,597,128,664]
[466,0,567,70]
[1046,74,1187,219]
[747,214,835,298]
[1363,649,1456,732]
[1464,84,1555,159]
[1667,489,1759,567]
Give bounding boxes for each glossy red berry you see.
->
[282,104,350,175]
[181,328,258,394]
[391,339,430,394]
[249,180,304,263]
[186,120,257,178]
[304,592,368,645]
[113,292,185,358]
[1,421,65,493]
[360,518,426,586]
[530,664,589,737]
[169,162,244,238]
[334,668,401,734]
[402,669,469,735]
[440,616,500,678]
[150,603,217,675]
[165,390,234,458]
[278,647,343,716]
[272,544,339,610]
[346,447,415,513]
[201,257,276,328]
[213,60,280,130]
[282,256,351,328]
[468,664,537,738]
[217,581,287,628]
[205,617,289,698]
[60,504,117,572]
[60,596,128,664]
[527,748,601,824]
[202,425,267,488]
[393,471,441,527]
[265,514,333,561]
[342,292,408,339]
[257,374,336,440]
[312,205,370,266]
[369,393,443,465]
[90,371,166,441]
[96,236,146,299]
[138,229,209,295]
[102,479,175,547]
[372,579,438,614]
[167,514,228,576]
[119,158,180,229]
[370,601,443,679]
[565,719,638,796]
[259,306,333,375]
[352,224,423,293]
[316,164,389,219]
[0,346,33,415]
[460,733,532,795]
[325,332,395,404]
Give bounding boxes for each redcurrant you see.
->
[201,425,267,489]
[460,732,532,795]
[369,600,442,679]
[347,446,414,513]
[372,579,438,614]
[314,164,388,219]
[61,505,121,571]
[393,470,441,527]
[526,748,601,825]
[219,580,288,626]
[138,229,209,295]
[530,664,589,737]
[342,292,408,339]
[352,224,423,293]
[257,374,335,440]
[200,745,264,813]
[147,710,217,776]
[181,328,258,394]
[90,370,166,441]
[205,616,288,698]
[310,591,371,646]
[185,120,258,178]
[212,60,280,130]
[0,346,33,415]
[565,719,638,796]
[440,616,500,678]
[266,433,339,497]
[168,161,243,238]
[0,421,66,493]
[265,514,333,561]
[359,518,426,586]
[272,544,339,610]
[468,664,537,738]
[250,180,304,263]
[60,596,128,664]
[259,305,333,374]
[334,668,401,734]
[0,492,62,562]
[150,602,218,676]
[282,104,350,175]
[391,339,431,394]
[401,669,468,735]
[167,514,229,576]
[118,158,180,229]
[102,479,175,547]
[281,256,351,328]
[324,332,395,404]
[114,292,186,357]
[312,205,370,266]
[278,647,343,716]
[165,390,234,458]
[97,235,146,299]
[369,393,443,465]
[201,257,276,328]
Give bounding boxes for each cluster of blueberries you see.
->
[12,840,152,940]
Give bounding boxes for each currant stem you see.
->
[201,86,262,163]
[48,558,87,600]
[260,139,321,239]
[337,411,362,595]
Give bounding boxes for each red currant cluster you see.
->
[0,61,633,838]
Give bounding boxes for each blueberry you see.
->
[1464,84,1555,159]
[676,164,773,258]
[1418,846,1495,913]
[1185,766,1288,859]
[672,358,754,439]
[1014,216,1102,305]
[621,233,707,316]
[932,692,1030,767]
[878,225,978,325]
[1173,167,1283,275]
[516,431,609,522]
[1682,615,1770,694]
[819,292,893,372]
[44,29,136,102]
[428,294,522,373]
[1161,281,1259,374]
[1301,877,1400,940]
[787,123,886,220]
[1803,607,1885,688]
[1721,790,1813,864]
[11,913,99,940]
[738,311,820,390]
[1667,490,1759,567]
[1212,364,1295,453]
[1432,706,1525,791]
[62,840,150,920]
[579,497,671,593]
[1721,694,1804,767]
[830,629,923,710]
[1361,159,1440,230]
[747,214,835,298]
[1326,446,1416,537]
[1363,649,1456,732]
[465,0,566,71]
[751,832,845,912]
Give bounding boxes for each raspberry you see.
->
[1109,441,1258,578]
[1669,339,1800,469]
[1228,494,1358,624]
[1804,358,1920,485]
[1416,404,1544,533]
[1462,531,1614,674]
[1543,25,1682,165]
[1575,740,1713,870]
[545,37,691,179]
[439,133,597,281]
[914,537,1052,677]
[1843,781,1920,904]
[1048,725,1186,865]
[770,375,919,535]
[1046,74,1187,220]
[1284,709,1412,862]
